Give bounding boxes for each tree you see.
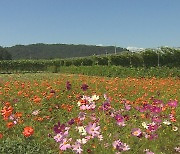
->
[141,49,158,67]
[0,46,12,60]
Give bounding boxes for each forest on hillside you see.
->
[5,43,127,59]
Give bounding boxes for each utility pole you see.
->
[115,45,117,54]
[157,48,160,67]
[158,50,159,67]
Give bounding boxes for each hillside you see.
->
[5,43,128,60]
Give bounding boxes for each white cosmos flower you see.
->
[77,101,81,106]
[91,95,99,101]
[172,126,178,131]
[163,120,171,125]
[76,138,87,144]
[77,126,87,136]
[142,122,148,129]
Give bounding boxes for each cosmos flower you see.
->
[98,134,103,141]
[131,128,142,137]
[68,119,75,125]
[86,123,100,137]
[142,122,149,129]
[124,103,131,111]
[23,126,34,137]
[66,81,72,90]
[54,133,64,142]
[91,95,99,101]
[59,138,72,151]
[174,147,180,153]
[152,116,162,123]
[53,122,66,134]
[54,130,69,142]
[144,149,155,154]
[78,112,86,121]
[163,120,171,125]
[150,106,161,114]
[101,101,111,111]
[7,122,14,129]
[77,126,87,136]
[81,84,88,91]
[149,133,158,140]
[72,142,83,153]
[172,126,178,131]
[32,109,40,116]
[50,89,56,94]
[112,140,130,152]
[80,105,88,110]
[76,138,87,144]
[148,123,159,132]
[0,133,3,139]
[115,114,125,126]
[168,100,178,108]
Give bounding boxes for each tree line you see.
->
[5,43,127,59]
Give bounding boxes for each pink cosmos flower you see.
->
[149,133,158,140]
[131,128,142,137]
[85,135,93,141]
[54,130,69,142]
[150,106,161,114]
[80,105,88,110]
[148,123,159,132]
[101,101,111,111]
[144,149,155,154]
[168,100,178,108]
[112,140,130,152]
[32,109,40,116]
[174,147,180,153]
[152,116,162,123]
[54,133,64,143]
[86,123,100,137]
[115,114,126,126]
[98,134,103,141]
[72,142,83,153]
[78,112,86,121]
[124,103,131,111]
[59,138,71,151]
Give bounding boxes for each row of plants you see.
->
[59,66,180,78]
[0,59,61,73]
[60,47,180,67]
[0,47,179,73]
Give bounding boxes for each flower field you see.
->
[0,73,179,154]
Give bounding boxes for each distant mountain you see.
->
[5,43,128,60]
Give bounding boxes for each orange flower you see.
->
[140,114,145,119]
[15,112,22,118]
[74,117,80,124]
[7,122,14,128]
[23,126,34,137]
[1,105,13,120]
[33,96,42,103]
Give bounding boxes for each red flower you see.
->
[0,133,3,139]
[23,126,34,137]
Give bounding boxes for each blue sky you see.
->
[0,0,180,48]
